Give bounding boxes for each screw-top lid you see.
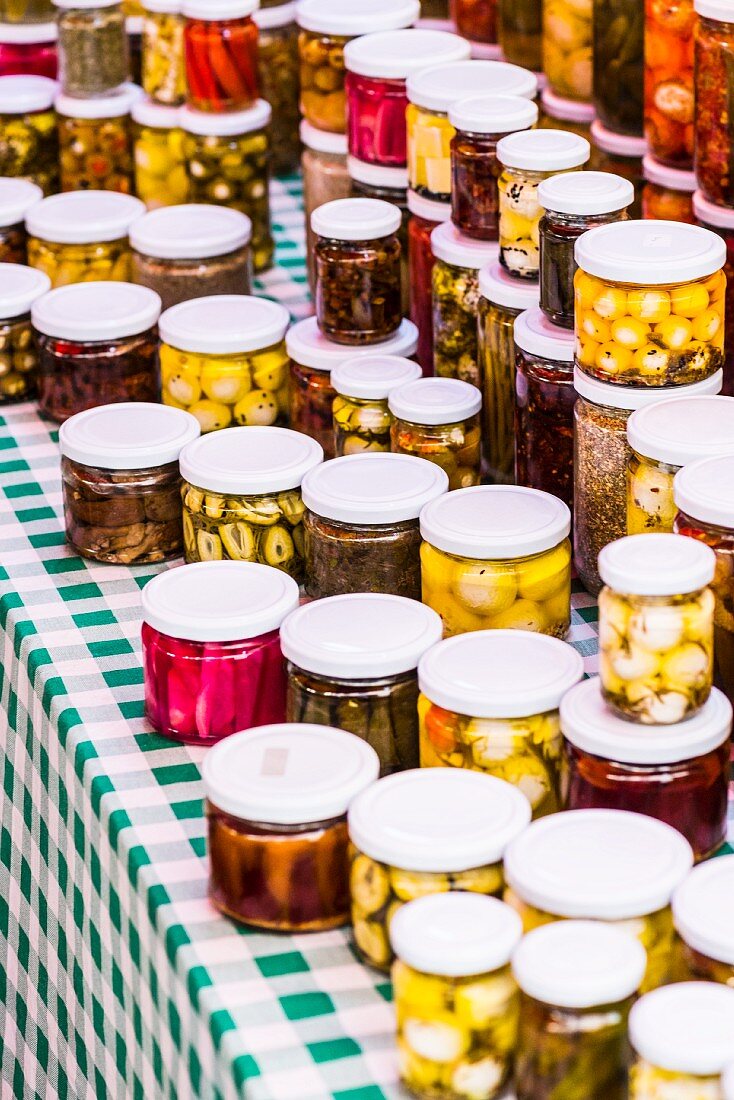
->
[59,401,199,469]
[418,630,583,718]
[331,354,421,400]
[344,28,469,80]
[478,261,540,312]
[181,0,257,18]
[629,983,734,1076]
[253,1,297,28]
[349,767,531,871]
[311,197,402,240]
[388,376,482,424]
[55,82,143,119]
[573,366,723,411]
[0,263,50,319]
[575,219,725,282]
[643,154,697,193]
[591,119,647,157]
[0,20,57,42]
[299,119,348,156]
[179,98,271,136]
[130,204,251,259]
[627,395,734,466]
[407,60,537,113]
[673,857,734,966]
[497,129,590,171]
[32,281,160,340]
[26,190,145,245]
[538,171,634,215]
[598,533,716,595]
[296,0,420,35]
[0,74,56,113]
[407,189,451,222]
[55,0,119,6]
[694,0,734,20]
[286,316,418,371]
[693,188,734,229]
[281,593,443,678]
[131,96,182,130]
[143,0,182,12]
[675,454,734,527]
[448,93,538,135]
[513,307,575,362]
[0,178,42,226]
[504,809,694,919]
[179,426,323,495]
[202,723,380,824]
[159,294,288,355]
[390,893,523,977]
[301,452,448,524]
[541,87,595,124]
[141,560,300,642]
[126,14,143,31]
[347,156,408,190]
[430,221,499,268]
[725,1062,734,1100]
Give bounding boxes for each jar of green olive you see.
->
[331,354,421,456]
[0,178,42,264]
[253,2,299,177]
[56,82,141,193]
[0,262,50,403]
[0,75,59,195]
[389,376,483,491]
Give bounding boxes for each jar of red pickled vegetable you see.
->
[693,191,734,396]
[694,0,734,208]
[407,188,451,374]
[644,0,695,170]
[182,0,258,114]
[642,155,697,224]
[451,0,498,42]
[590,121,646,219]
[0,178,42,265]
[301,121,350,294]
[389,376,483,490]
[673,856,734,984]
[0,21,57,80]
[538,87,595,141]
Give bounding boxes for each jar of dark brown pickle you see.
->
[407,188,451,375]
[348,158,410,317]
[301,121,350,294]
[0,178,42,264]
[642,155,697,225]
[389,376,483,490]
[673,856,734,985]
[590,121,646,219]
[538,87,595,141]
[0,262,50,404]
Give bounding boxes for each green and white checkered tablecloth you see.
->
[0,177,728,1100]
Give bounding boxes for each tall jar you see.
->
[0,0,55,21]
[538,87,595,141]
[183,0,259,113]
[253,2,299,176]
[331,354,421,456]
[56,83,140,193]
[641,155,696,223]
[431,221,498,383]
[132,97,189,208]
[301,122,350,295]
[592,0,644,137]
[673,857,734,985]
[141,0,185,106]
[451,0,498,42]
[0,262,50,404]
[407,188,451,374]
[694,1,734,208]
[0,178,43,265]
[498,0,541,70]
[0,75,58,195]
[0,22,57,80]
[644,0,694,170]
[282,592,442,775]
[347,159,410,318]
[389,376,482,490]
[504,808,695,992]
[693,191,734,396]
[54,0,128,99]
[590,121,646,217]
[543,0,592,103]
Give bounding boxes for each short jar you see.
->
[694,2,734,208]
[389,376,483,491]
[141,0,185,106]
[301,121,350,294]
[56,82,140,193]
[332,354,421,456]
[673,856,734,986]
[693,191,734,398]
[498,0,541,71]
[282,592,443,775]
[301,451,449,600]
[590,121,645,217]
[407,189,451,374]
[253,2,299,176]
[644,0,695,170]
[538,86,595,141]
[183,0,259,113]
[419,484,573,638]
[642,155,696,225]
[0,262,50,403]
[55,0,128,98]
[131,97,189,208]
[431,221,498,384]
[0,75,58,195]
[0,21,57,80]
[542,0,592,102]
[0,179,42,264]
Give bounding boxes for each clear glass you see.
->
[515,347,575,511]
[58,3,128,98]
[627,449,680,535]
[298,28,350,133]
[695,217,734,397]
[142,8,185,106]
[303,510,423,600]
[333,393,392,455]
[289,360,336,459]
[543,0,592,102]
[641,180,695,223]
[630,1061,723,1098]
[499,0,542,70]
[499,166,579,280]
[0,311,38,404]
[694,14,734,207]
[590,147,644,218]
[592,0,644,136]
[432,258,482,385]
[644,0,695,169]
[28,235,131,287]
[392,413,482,491]
[409,212,439,376]
[59,112,134,194]
[132,121,189,210]
[0,221,27,264]
[314,231,402,345]
[451,0,498,43]
[451,129,506,242]
[478,296,521,483]
[538,106,593,142]
[350,178,409,318]
[302,145,351,294]
[257,19,300,176]
[0,38,57,79]
[0,105,58,195]
[407,102,454,202]
[541,208,629,329]
[133,244,251,312]
[184,15,258,113]
[346,71,408,168]
[0,0,54,21]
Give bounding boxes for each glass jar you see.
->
[0,262,50,404]
[420,485,573,638]
[282,592,442,775]
[504,808,695,992]
[127,14,143,86]
[513,920,646,1100]
[56,83,140,194]
[301,122,350,295]
[498,0,541,70]
[693,192,734,398]
[431,222,498,383]
[141,0,185,106]
[182,0,258,113]
[349,768,530,969]
[32,281,161,422]
[179,426,323,581]
[644,0,695,169]
[0,178,42,264]
[538,87,595,141]
[0,0,54,20]
[332,354,421,456]
[0,22,57,80]
[253,2,299,177]
[132,97,189,209]
[562,677,731,860]
[0,75,58,195]
[389,377,483,490]
[301,451,448,600]
[131,205,251,311]
[590,122,646,217]
[451,0,498,41]
[673,856,734,986]
[392,893,523,1097]
[408,190,451,375]
[642,155,696,223]
[419,630,583,814]
[514,308,575,509]
[496,129,590,280]
[694,6,734,208]
[592,0,643,136]
[543,0,592,102]
[348,159,410,318]
[204,722,379,928]
[55,0,128,98]
[313,198,402,346]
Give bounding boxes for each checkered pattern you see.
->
[0,177,729,1100]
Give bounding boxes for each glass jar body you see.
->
[346,72,409,168]
[333,393,392,455]
[133,245,251,312]
[498,0,542,70]
[142,8,185,105]
[184,15,258,113]
[257,21,300,176]
[590,148,644,217]
[630,1061,723,1098]
[451,130,504,241]
[432,258,481,384]
[0,38,57,79]
[515,348,575,510]
[538,108,592,142]
[133,122,189,209]
[303,510,423,600]
[302,146,351,293]
[0,311,38,404]
[543,0,592,102]
[0,221,27,264]
[299,29,350,133]
[0,106,58,195]
[288,360,336,458]
[407,102,454,202]
[0,0,54,21]
[678,942,734,986]
[592,0,644,136]
[695,219,734,397]
[58,4,128,98]
[627,450,680,535]
[28,235,131,287]
[644,0,695,169]
[540,208,629,329]
[499,166,561,280]
[478,296,520,483]
[391,414,482,491]
[315,232,402,345]
[350,178,410,318]
[451,0,498,42]
[695,15,734,207]
[408,212,439,375]
[59,112,133,193]
[641,180,695,224]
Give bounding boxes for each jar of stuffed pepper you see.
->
[141,0,185,106]
[644,0,695,170]
[693,190,734,397]
[301,121,350,294]
[694,0,734,208]
[56,82,140,194]
[332,354,421,456]
[542,0,592,103]
[0,262,50,404]
[0,75,58,195]
[538,87,595,141]
[496,129,590,280]
[389,376,482,490]
[282,592,443,775]
[301,451,449,600]
[350,768,530,969]
[0,178,42,264]
[641,155,696,224]
[673,856,734,984]
[1,0,55,22]
[182,0,258,113]
[348,159,410,316]
[420,485,573,637]
[204,722,379,928]
[592,0,643,137]
[54,0,128,99]
[407,189,450,375]
[590,121,646,217]
[132,97,189,209]
[253,2,299,176]
[504,808,694,992]
[498,0,541,70]
[0,22,57,80]
[431,222,498,383]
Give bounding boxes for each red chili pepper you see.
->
[207,23,248,106]
[425,705,460,753]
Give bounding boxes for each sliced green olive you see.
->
[261,524,295,567]
[220,522,258,561]
[196,529,223,560]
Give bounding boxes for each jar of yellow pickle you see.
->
[331,354,421,456]
[141,0,185,106]
[0,178,43,265]
[56,82,141,194]
[542,0,592,103]
[132,96,188,209]
[538,87,595,141]
[389,376,483,491]
[0,74,58,195]
[673,857,734,986]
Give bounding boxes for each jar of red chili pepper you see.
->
[407,188,451,375]
[590,121,646,219]
[642,155,697,224]
[301,121,350,294]
[0,22,57,80]
[693,191,734,396]
[538,87,595,142]
[673,857,734,984]
[451,0,498,43]
[389,376,483,490]
[694,0,734,208]
[644,0,695,171]
[182,0,258,114]
[0,178,42,265]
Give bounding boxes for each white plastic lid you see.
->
[418,630,583,718]
[141,560,300,642]
[179,99,271,136]
[0,178,42,226]
[504,809,694,919]
[575,219,725,283]
[26,191,145,245]
[693,188,734,229]
[296,0,420,35]
[514,307,575,362]
[181,0,257,18]
[388,376,482,424]
[537,171,634,215]
[598,533,716,595]
[478,260,540,311]
[31,281,160,340]
[573,366,723,412]
[675,454,734,527]
[253,1,297,29]
[591,119,647,157]
[695,0,734,20]
[311,197,402,240]
[673,857,734,966]
[331,355,421,400]
[0,21,57,42]
[299,119,348,156]
[179,426,323,495]
[468,39,504,60]
[143,0,181,13]
[0,74,56,113]
[280,593,443,678]
[55,83,143,120]
[541,87,595,124]
[59,401,200,469]
[126,14,143,31]
[0,263,50,319]
[301,451,448,524]
[643,154,697,193]
[420,484,571,558]
[286,316,418,371]
[159,295,288,355]
[497,129,590,171]
[347,156,408,190]
[407,60,537,114]
[448,93,538,135]
[390,892,523,977]
[629,983,734,1076]
[131,96,182,130]
[407,189,451,222]
[130,204,251,259]
[725,1062,734,1100]
[343,28,469,80]
[627,395,734,466]
[349,767,531,871]
[55,0,118,6]
[202,723,380,824]
[430,221,499,269]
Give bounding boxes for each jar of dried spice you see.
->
[253,2,299,176]
[694,0,734,208]
[693,191,734,397]
[538,87,595,141]
[182,0,259,113]
[673,856,734,984]
[590,121,645,218]
[131,97,189,209]
[0,178,42,264]
[407,189,451,375]
[498,0,541,70]
[0,262,50,404]
[282,592,442,775]
[431,222,498,384]
[0,75,58,195]
[644,0,695,171]
[0,21,57,80]
[389,376,482,490]
[54,0,129,99]
[332,354,421,456]
[56,82,141,194]
[301,121,350,294]
[641,155,697,224]
[141,0,185,106]
[542,0,592,103]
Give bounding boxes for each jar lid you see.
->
[0,263,50,319]
[448,93,538,135]
[694,0,734,19]
[286,316,418,371]
[591,119,647,157]
[561,678,732,764]
[348,768,531,871]
[513,307,575,362]
[0,20,57,42]
[343,27,469,80]
[296,0,420,35]
[575,219,726,283]
[141,560,300,642]
[418,630,583,719]
[253,1,297,28]
[430,221,499,269]
[31,280,161,341]
[407,60,537,113]
[725,1063,734,1100]
[130,204,251,259]
[643,154,697,193]
[143,0,182,12]
[496,129,590,171]
[673,856,734,965]
[301,451,448,524]
[280,592,443,678]
[573,366,723,411]
[180,98,271,136]
[347,156,409,190]
[627,395,734,466]
[311,197,402,240]
[675,454,734,527]
[126,14,143,31]
[468,39,504,60]
[504,808,694,919]
[629,983,734,1077]
[693,188,734,229]
[299,119,348,156]
[181,0,257,18]
[0,74,56,113]
[478,260,540,311]
[512,921,647,1009]
[26,190,145,245]
[537,170,634,215]
[179,425,323,495]
[388,376,482,424]
[420,484,571,559]
[159,294,288,355]
[55,0,119,6]
[540,87,596,124]
[0,178,42,227]
[55,82,143,120]
[59,400,200,469]
[407,189,451,222]
[598,532,716,595]
[131,95,182,130]
[202,723,380,825]
[331,354,421,400]
[390,893,523,977]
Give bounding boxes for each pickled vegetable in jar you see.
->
[642,154,697,224]
[301,451,448,600]
[141,0,185,106]
[55,0,129,99]
[592,0,643,137]
[0,178,42,265]
[431,222,498,383]
[282,592,443,775]
[543,0,592,102]
[590,121,646,218]
[349,767,530,969]
[0,21,57,80]
[498,0,541,70]
[504,808,695,992]
[694,2,734,208]
[420,484,573,638]
[0,75,58,195]
[332,354,421,456]
[182,0,258,113]
[693,191,734,397]
[301,122,350,295]
[673,856,734,986]
[128,14,144,86]
[56,83,140,194]
[644,0,695,170]
[0,262,49,404]
[538,87,595,141]
[0,0,55,22]
[253,1,299,177]
[389,376,482,490]
[132,97,189,208]
[348,159,410,318]
[392,892,523,1097]
[408,189,451,375]
[204,722,379,928]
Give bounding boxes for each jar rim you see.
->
[388,376,482,424]
[0,73,57,113]
[179,98,271,136]
[0,178,42,227]
[0,20,57,41]
[497,128,590,171]
[296,0,420,36]
[55,82,143,120]
[0,262,50,319]
[540,86,596,124]
[575,219,726,283]
[332,354,421,400]
[301,451,448,524]
[430,220,499,268]
[26,190,145,245]
[627,394,734,467]
[643,154,697,194]
[590,119,647,157]
[286,316,418,370]
[159,293,287,354]
[674,453,734,527]
[537,170,634,215]
[180,426,323,495]
[573,367,723,411]
[60,401,200,469]
[407,59,537,113]
[514,307,575,362]
[130,204,251,259]
[344,27,469,80]
[598,532,716,595]
[311,196,402,240]
[31,280,161,340]
[391,893,523,977]
[479,260,540,311]
[448,92,538,135]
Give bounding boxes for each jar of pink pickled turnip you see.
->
[0,22,57,80]
[141,559,299,745]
